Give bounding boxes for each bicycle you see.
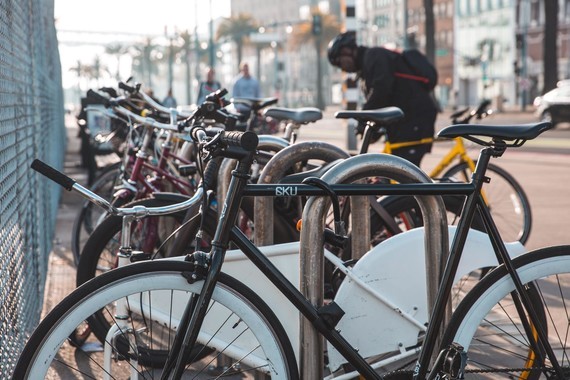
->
[16,98,567,378]
[336,100,532,245]
[71,84,201,265]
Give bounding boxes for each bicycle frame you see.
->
[383,136,476,178]
[162,142,561,378]
[116,127,194,200]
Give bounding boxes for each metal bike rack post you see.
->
[254,141,350,246]
[299,153,449,379]
[216,135,290,209]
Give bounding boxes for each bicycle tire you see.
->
[443,162,532,245]
[442,245,570,378]
[13,260,299,379]
[71,162,123,265]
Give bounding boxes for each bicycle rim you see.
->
[15,261,298,379]
[443,246,570,378]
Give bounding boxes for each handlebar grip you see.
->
[222,131,258,152]
[31,159,76,191]
[118,81,137,94]
[86,89,109,105]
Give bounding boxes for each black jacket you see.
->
[357,46,438,144]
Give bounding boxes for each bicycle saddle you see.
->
[334,106,404,125]
[231,97,278,111]
[263,107,323,124]
[438,122,553,142]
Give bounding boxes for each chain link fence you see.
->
[0,0,65,376]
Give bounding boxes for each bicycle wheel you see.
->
[71,162,123,265]
[443,162,532,245]
[13,261,299,379]
[442,245,570,378]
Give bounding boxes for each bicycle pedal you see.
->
[440,342,467,379]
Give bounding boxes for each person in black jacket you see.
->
[327,32,438,166]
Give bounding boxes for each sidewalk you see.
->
[42,118,86,315]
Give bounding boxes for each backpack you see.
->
[394,49,438,91]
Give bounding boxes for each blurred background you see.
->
[55,0,570,114]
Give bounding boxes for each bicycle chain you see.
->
[382,366,554,379]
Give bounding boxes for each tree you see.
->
[289,11,340,109]
[129,38,159,88]
[105,43,129,80]
[543,0,559,93]
[179,30,193,104]
[216,13,258,70]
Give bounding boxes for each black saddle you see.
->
[263,107,322,124]
[231,97,278,111]
[334,107,404,125]
[438,122,552,143]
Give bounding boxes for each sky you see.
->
[54,0,230,89]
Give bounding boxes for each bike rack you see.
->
[217,135,290,210]
[299,153,449,379]
[254,141,350,246]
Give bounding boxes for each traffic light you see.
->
[312,14,322,35]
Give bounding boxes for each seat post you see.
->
[470,146,494,185]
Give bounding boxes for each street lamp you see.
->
[208,0,215,68]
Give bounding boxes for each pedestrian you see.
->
[197,67,222,104]
[327,32,439,166]
[232,62,260,99]
[162,88,177,108]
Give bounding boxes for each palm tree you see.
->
[105,43,129,80]
[179,30,193,104]
[216,13,258,69]
[289,11,340,109]
[129,38,159,88]
[69,60,92,97]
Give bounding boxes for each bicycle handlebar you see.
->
[112,104,181,132]
[31,158,205,218]
[118,81,194,118]
[31,159,76,191]
[191,126,258,152]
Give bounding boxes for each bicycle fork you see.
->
[160,155,255,380]
[422,145,564,379]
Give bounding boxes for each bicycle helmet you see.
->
[327,32,357,66]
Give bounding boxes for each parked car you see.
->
[533,80,570,127]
